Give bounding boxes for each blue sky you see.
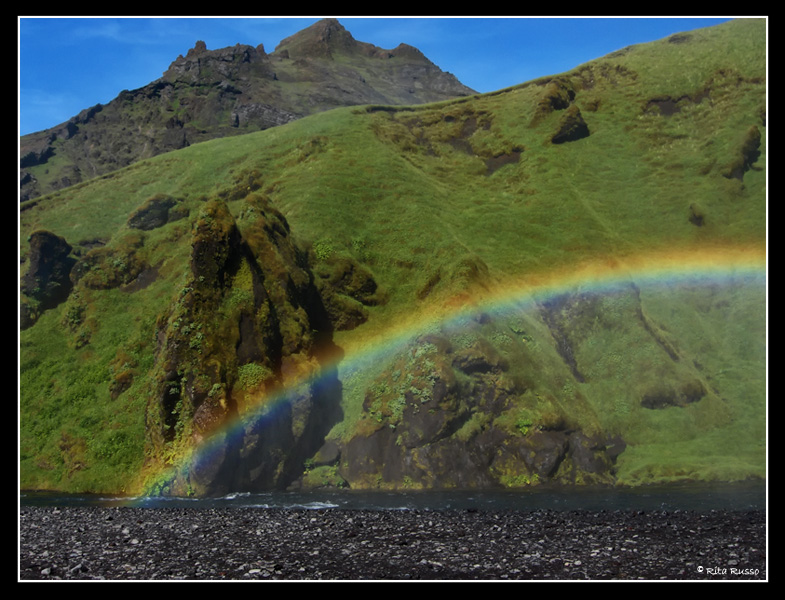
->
[19,16,739,136]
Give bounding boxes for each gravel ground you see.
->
[19,506,766,581]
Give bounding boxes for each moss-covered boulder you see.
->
[20,230,76,328]
[313,255,386,331]
[69,231,147,290]
[127,193,188,230]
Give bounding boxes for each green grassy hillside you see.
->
[19,19,766,495]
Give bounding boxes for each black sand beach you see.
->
[19,506,766,581]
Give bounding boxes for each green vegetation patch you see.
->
[19,19,766,493]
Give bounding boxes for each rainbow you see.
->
[138,242,766,498]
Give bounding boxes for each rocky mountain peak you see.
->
[20,18,476,202]
[388,43,427,60]
[163,41,269,85]
[186,40,209,57]
[273,18,358,59]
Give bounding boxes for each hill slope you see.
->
[19,18,475,202]
[19,18,766,496]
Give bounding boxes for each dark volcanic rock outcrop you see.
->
[145,194,343,496]
[551,104,590,144]
[722,125,762,180]
[332,333,623,491]
[127,194,188,231]
[20,18,476,203]
[20,230,76,329]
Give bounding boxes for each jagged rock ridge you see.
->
[19,18,476,202]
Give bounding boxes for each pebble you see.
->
[19,507,766,581]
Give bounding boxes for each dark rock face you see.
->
[19,18,476,202]
[641,379,706,409]
[20,230,76,328]
[274,18,360,59]
[723,125,762,180]
[538,293,593,382]
[163,41,270,85]
[19,134,55,169]
[689,202,706,226]
[551,105,590,144]
[127,194,187,230]
[529,78,576,127]
[452,337,509,374]
[527,77,590,145]
[332,332,622,491]
[231,103,298,129]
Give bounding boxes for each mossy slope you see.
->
[19,19,766,494]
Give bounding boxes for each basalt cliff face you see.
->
[19,19,475,202]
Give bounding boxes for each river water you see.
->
[20,481,766,512]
